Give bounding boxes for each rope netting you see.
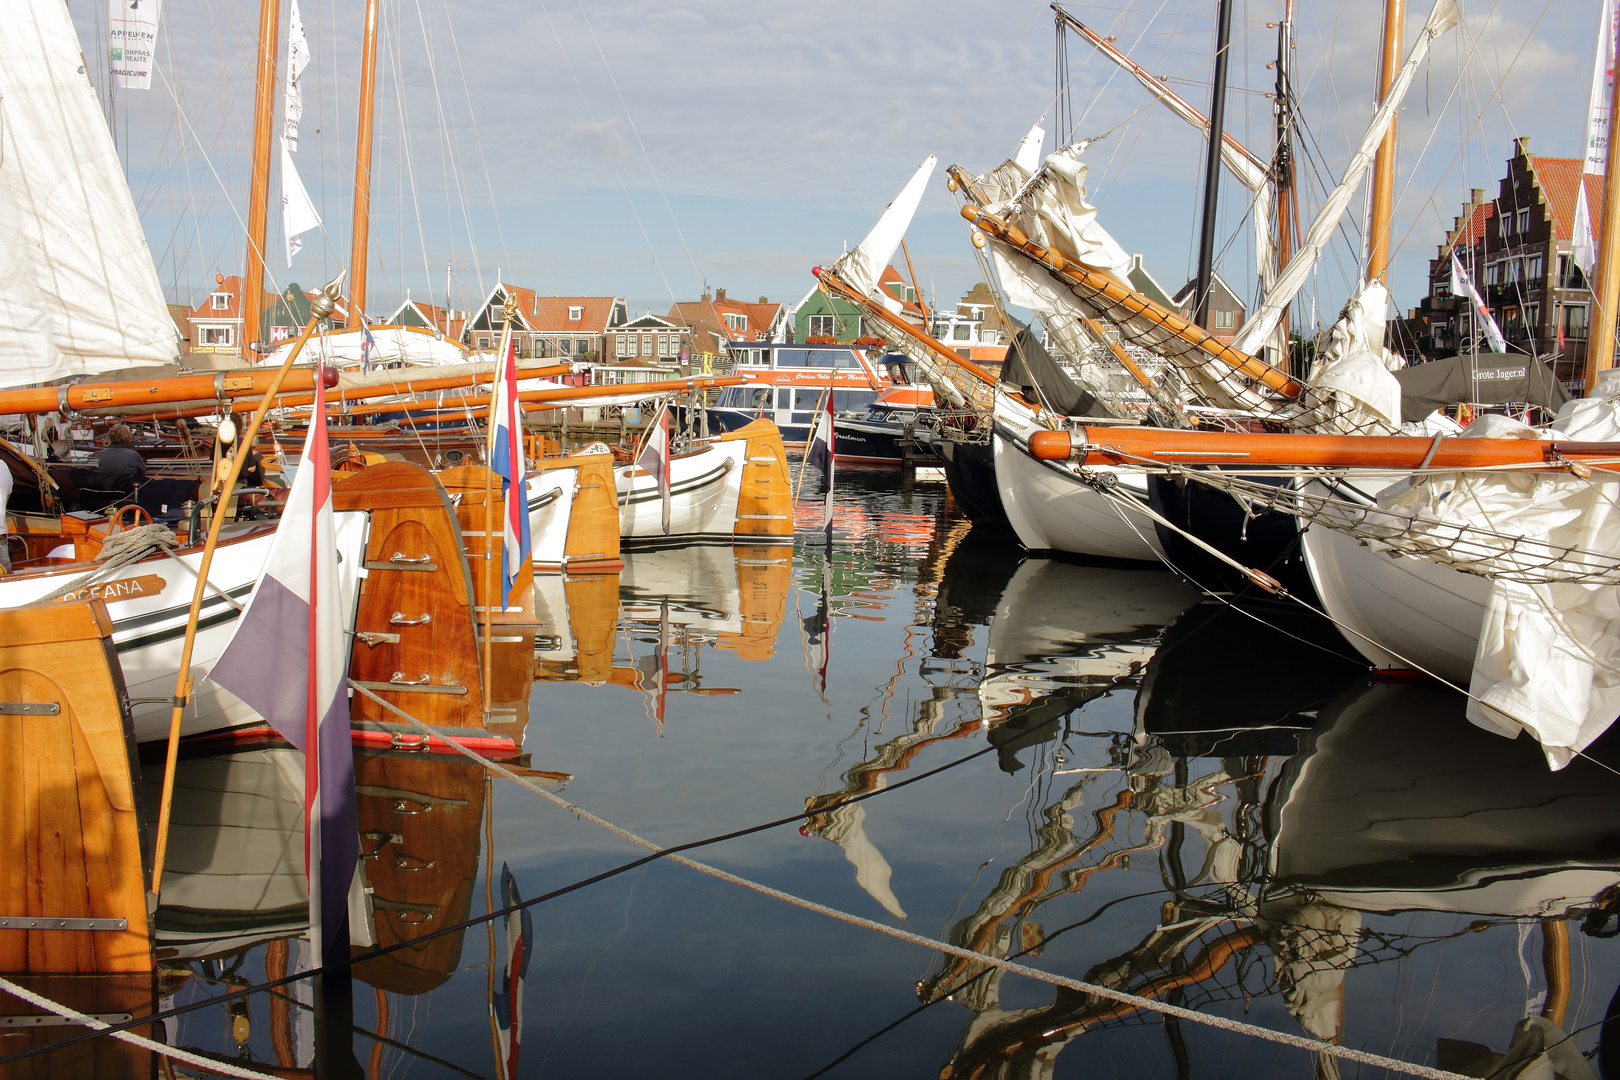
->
[1155,467,1620,585]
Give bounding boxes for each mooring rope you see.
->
[22,523,178,607]
[0,975,281,1080]
[348,682,1475,1080]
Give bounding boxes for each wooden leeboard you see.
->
[335,462,485,729]
[0,602,151,976]
[350,753,485,996]
[438,465,537,626]
[556,452,622,570]
[0,973,156,1078]
[723,420,794,541]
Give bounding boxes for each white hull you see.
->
[993,430,1162,562]
[525,467,578,569]
[1298,476,1486,683]
[615,439,746,544]
[0,514,369,743]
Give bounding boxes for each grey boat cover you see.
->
[1000,328,1102,418]
[1392,352,1570,423]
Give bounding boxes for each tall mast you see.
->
[1274,1,1297,367]
[1193,0,1235,328]
[347,0,380,328]
[1366,0,1406,283]
[241,0,282,362]
[1587,35,1620,390]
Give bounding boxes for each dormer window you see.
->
[211,293,230,310]
[568,306,583,320]
[724,313,746,331]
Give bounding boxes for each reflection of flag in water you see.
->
[210,360,357,969]
[636,402,672,535]
[801,554,831,694]
[805,390,835,538]
[360,323,376,373]
[491,864,531,1080]
[636,602,671,732]
[491,339,533,605]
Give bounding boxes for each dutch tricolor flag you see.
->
[805,390,835,538]
[210,361,358,969]
[491,339,533,604]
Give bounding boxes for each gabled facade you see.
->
[462,284,628,363]
[261,283,343,345]
[1127,254,1176,309]
[790,264,924,344]
[608,313,689,366]
[1408,137,1601,384]
[388,298,468,343]
[668,288,786,363]
[1172,273,1246,343]
[930,282,1014,364]
[187,275,262,354]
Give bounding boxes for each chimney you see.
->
[758,296,768,304]
[1514,136,1530,156]
[716,287,726,301]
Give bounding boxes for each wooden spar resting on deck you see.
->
[85,361,574,423]
[1029,426,1620,470]
[959,204,1307,400]
[0,601,152,976]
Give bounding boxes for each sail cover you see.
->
[0,0,178,389]
[1393,352,1571,423]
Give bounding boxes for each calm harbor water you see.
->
[45,467,1620,1078]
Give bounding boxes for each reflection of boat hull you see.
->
[980,559,1198,768]
[933,435,1014,533]
[1267,679,1620,915]
[1299,477,1485,682]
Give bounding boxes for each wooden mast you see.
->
[241,0,282,363]
[1586,44,1620,391]
[347,0,381,328]
[1366,0,1406,283]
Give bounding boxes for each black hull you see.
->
[936,437,1014,534]
[831,419,939,465]
[1147,467,1319,603]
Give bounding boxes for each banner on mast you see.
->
[284,0,309,150]
[1586,0,1619,175]
[1575,181,1599,275]
[281,138,322,266]
[108,0,162,90]
[1449,252,1507,354]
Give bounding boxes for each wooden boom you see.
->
[1030,426,1620,470]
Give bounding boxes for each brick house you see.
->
[668,288,785,366]
[1406,138,1601,386]
[1172,273,1246,343]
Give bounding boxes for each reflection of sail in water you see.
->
[141,748,309,956]
[979,560,1198,769]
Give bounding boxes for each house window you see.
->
[559,338,571,354]
[1486,263,1501,286]
[724,313,746,332]
[1526,254,1543,283]
[615,335,627,357]
[1215,309,1234,329]
[1565,304,1589,340]
[640,334,652,356]
[1559,255,1588,290]
[478,337,490,349]
[211,293,231,310]
[1525,304,1538,334]
[577,339,590,355]
[808,314,834,338]
[568,306,583,320]
[1500,216,1511,241]
[199,326,233,346]
[1517,208,1531,235]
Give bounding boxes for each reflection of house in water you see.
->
[928,679,1620,1080]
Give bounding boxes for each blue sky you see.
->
[76,0,1597,332]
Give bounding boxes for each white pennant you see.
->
[1574,181,1598,276]
[284,0,309,150]
[1585,0,1619,175]
[281,137,321,266]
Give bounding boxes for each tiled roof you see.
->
[669,291,783,343]
[496,287,622,333]
[1529,156,1604,241]
[187,275,271,322]
[876,265,925,317]
[1447,200,1495,252]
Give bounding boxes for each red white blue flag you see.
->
[491,863,531,1079]
[210,359,357,969]
[491,339,532,604]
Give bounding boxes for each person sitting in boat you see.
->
[94,424,147,493]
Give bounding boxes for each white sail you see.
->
[1231,0,1460,357]
[833,155,936,301]
[0,0,177,389]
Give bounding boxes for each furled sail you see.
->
[833,155,936,300]
[0,0,178,390]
